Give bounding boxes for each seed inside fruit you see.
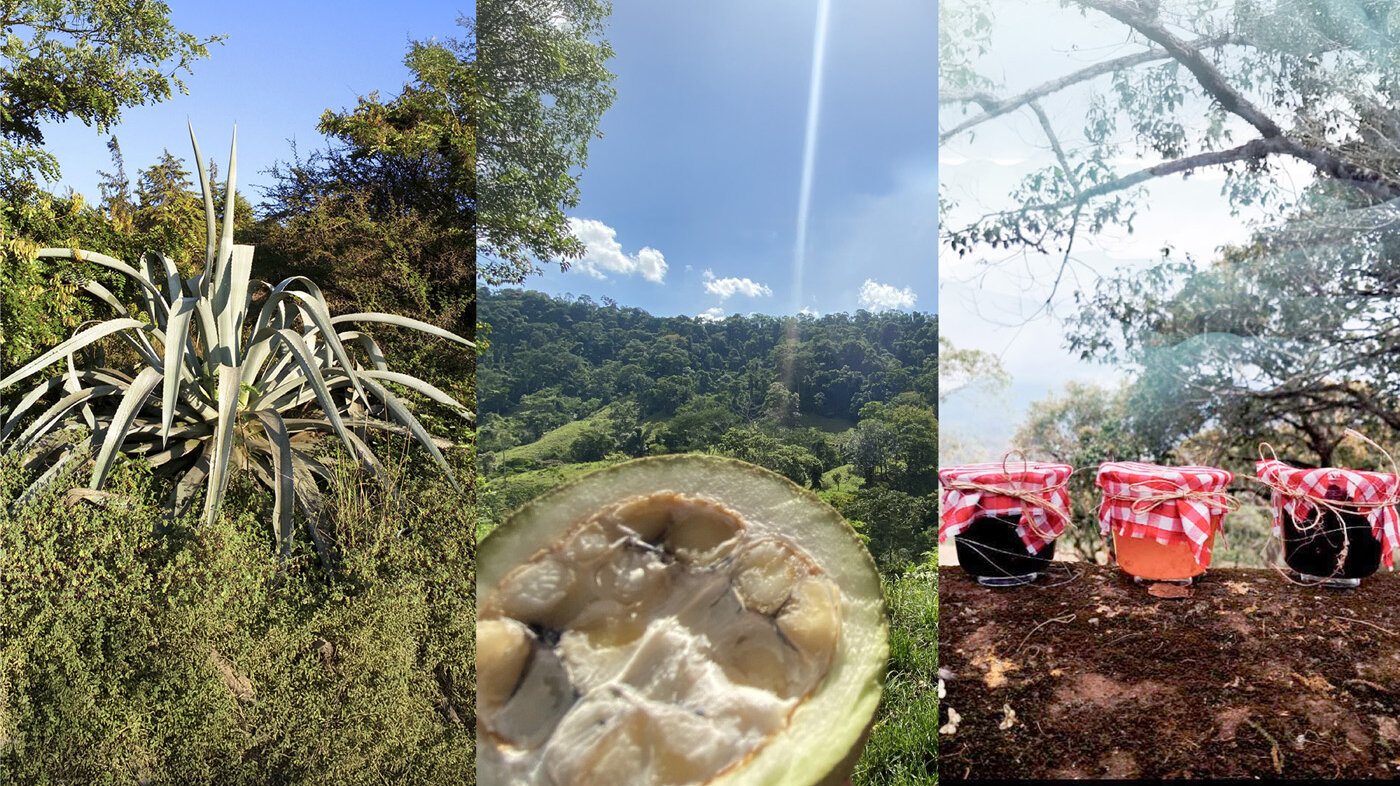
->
[478,463,885,786]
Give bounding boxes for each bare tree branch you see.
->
[939,33,1245,144]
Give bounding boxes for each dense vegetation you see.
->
[0,13,477,784]
[0,443,474,784]
[477,287,938,575]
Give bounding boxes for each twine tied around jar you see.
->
[1100,483,1242,518]
[940,449,1072,541]
[1253,429,1400,529]
[1253,428,1400,584]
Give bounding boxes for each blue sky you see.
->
[509,0,937,320]
[37,1,467,207]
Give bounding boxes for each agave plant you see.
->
[0,125,473,564]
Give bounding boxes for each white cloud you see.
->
[798,306,820,317]
[567,218,668,283]
[702,270,772,300]
[857,279,917,312]
[696,307,726,322]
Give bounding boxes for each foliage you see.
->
[835,485,938,576]
[852,562,938,786]
[0,444,475,784]
[944,0,1400,475]
[0,0,223,191]
[475,0,617,284]
[715,427,824,489]
[479,288,936,428]
[1013,381,1149,560]
[255,18,475,439]
[937,336,1007,404]
[0,129,473,566]
[1,144,258,377]
[1068,212,1400,466]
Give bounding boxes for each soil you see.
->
[938,564,1400,780]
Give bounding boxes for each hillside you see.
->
[476,289,939,576]
[939,565,1400,779]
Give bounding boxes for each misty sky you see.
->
[938,0,1316,462]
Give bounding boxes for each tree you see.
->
[1014,381,1150,561]
[836,486,938,574]
[716,427,824,489]
[476,0,617,283]
[937,336,1008,404]
[941,0,1400,268]
[258,17,471,319]
[256,17,474,435]
[568,426,616,462]
[761,381,801,427]
[943,0,1400,468]
[1068,226,1400,466]
[0,0,223,190]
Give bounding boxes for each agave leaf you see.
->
[0,319,151,390]
[229,245,255,347]
[338,331,389,371]
[38,249,166,309]
[78,279,130,317]
[267,289,366,403]
[170,446,212,522]
[280,419,392,489]
[240,297,295,386]
[14,385,122,453]
[161,298,199,444]
[17,441,95,507]
[328,313,473,347]
[201,364,244,526]
[290,458,331,570]
[214,244,256,362]
[283,417,452,448]
[141,437,209,468]
[219,127,237,276]
[248,409,295,560]
[188,121,218,273]
[151,251,182,304]
[63,351,97,430]
[266,329,368,475]
[90,367,162,489]
[360,371,472,419]
[356,375,458,491]
[1,370,130,444]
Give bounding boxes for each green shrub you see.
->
[0,441,475,785]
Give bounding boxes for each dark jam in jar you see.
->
[1282,484,1382,582]
[954,514,1055,586]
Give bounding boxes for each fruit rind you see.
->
[478,455,889,786]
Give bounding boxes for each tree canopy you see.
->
[944,1,1400,466]
[941,0,1400,264]
[0,0,223,190]
[475,0,616,284]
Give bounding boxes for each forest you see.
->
[477,287,939,575]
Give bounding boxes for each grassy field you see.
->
[497,404,621,467]
[853,564,939,786]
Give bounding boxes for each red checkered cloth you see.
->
[1255,459,1400,569]
[939,462,1073,555]
[1095,462,1233,567]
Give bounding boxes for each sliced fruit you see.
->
[477,455,888,786]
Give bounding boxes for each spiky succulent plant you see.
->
[0,125,473,564]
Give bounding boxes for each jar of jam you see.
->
[1096,462,1233,586]
[1257,459,1399,589]
[939,462,1072,587]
